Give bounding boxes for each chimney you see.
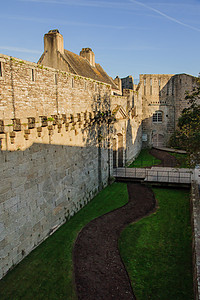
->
[114,76,122,93]
[42,29,64,69]
[44,29,64,55]
[80,48,95,67]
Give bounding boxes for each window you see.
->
[166,82,169,95]
[158,79,161,96]
[153,111,163,123]
[31,69,35,81]
[158,79,161,90]
[72,77,74,88]
[172,78,174,95]
[144,78,146,95]
[0,62,2,77]
[150,78,152,95]
[55,73,57,85]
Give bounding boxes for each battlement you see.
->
[0,110,116,151]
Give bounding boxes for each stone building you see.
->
[121,75,134,90]
[137,73,197,147]
[0,29,197,279]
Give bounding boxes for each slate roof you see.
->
[63,49,118,90]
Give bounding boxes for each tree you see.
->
[169,77,200,166]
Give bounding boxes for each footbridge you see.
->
[113,167,194,187]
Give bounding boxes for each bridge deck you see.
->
[113,167,193,184]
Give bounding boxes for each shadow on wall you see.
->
[84,92,114,188]
[0,86,145,280]
[0,139,111,280]
[125,118,142,165]
[0,91,116,279]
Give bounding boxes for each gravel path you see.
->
[73,183,156,300]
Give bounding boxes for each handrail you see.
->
[113,167,193,184]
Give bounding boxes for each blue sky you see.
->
[0,0,200,80]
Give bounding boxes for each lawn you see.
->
[128,149,161,168]
[0,184,193,300]
[168,152,190,168]
[119,188,193,300]
[0,183,128,300]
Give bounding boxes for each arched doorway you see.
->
[152,133,164,147]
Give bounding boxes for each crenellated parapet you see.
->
[0,109,116,151]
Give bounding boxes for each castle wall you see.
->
[0,54,141,279]
[110,90,143,164]
[1,49,196,280]
[0,54,112,122]
[0,136,110,279]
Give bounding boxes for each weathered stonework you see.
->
[138,74,198,147]
[0,51,141,279]
[0,29,198,280]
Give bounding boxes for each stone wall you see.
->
[0,54,112,122]
[190,182,200,300]
[138,74,197,147]
[0,54,142,279]
[0,133,111,279]
[174,74,198,128]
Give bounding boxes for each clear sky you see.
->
[0,0,200,80]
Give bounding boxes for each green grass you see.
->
[168,152,190,168]
[0,182,128,300]
[128,149,161,168]
[119,188,193,300]
[0,184,193,300]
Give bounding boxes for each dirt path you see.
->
[73,149,175,299]
[73,184,156,300]
[149,148,178,167]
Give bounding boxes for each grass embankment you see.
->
[119,188,193,300]
[128,149,161,168]
[0,183,128,300]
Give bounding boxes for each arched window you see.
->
[153,111,163,123]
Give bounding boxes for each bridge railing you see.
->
[113,167,193,184]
